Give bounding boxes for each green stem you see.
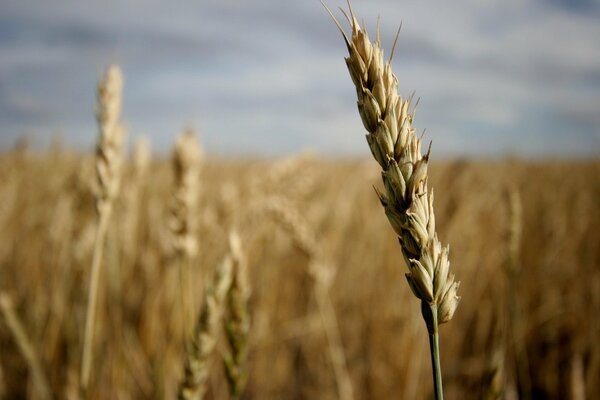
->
[424,303,444,400]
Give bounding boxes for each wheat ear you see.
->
[325,3,459,398]
[81,64,126,392]
[170,129,202,260]
[170,129,203,335]
[222,232,250,400]
[178,256,234,400]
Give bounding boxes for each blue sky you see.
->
[1,0,599,157]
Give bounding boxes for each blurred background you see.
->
[1,0,599,157]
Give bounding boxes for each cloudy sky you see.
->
[1,0,599,157]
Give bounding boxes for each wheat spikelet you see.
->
[81,64,126,392]
[222,232,250,400]
[178,256,234,400]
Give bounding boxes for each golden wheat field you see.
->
[0,142,598,399]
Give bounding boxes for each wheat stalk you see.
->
[0,293,51,400]
[324,3,460,398]
[504,187,532,399]
[178,256,234,400]
[570,352,586,400]
[81,64,126,392]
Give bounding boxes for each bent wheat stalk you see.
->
[81,65,126,392]
[0,293,51,400]
[325,3,460,398]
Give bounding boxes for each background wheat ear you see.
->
[170,129,203,337]
[170,129,203,261]
[325,3,459,399]
[178,256,234,400]
[81,64,126,394]
[222,232,250,400]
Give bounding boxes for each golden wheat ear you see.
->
[327,4,459,399]
[81,64,127,393]
[169,129,203,339]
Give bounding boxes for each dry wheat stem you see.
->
[178,256,234,400]
[325,3,460,398]
[570,353,586,400]
[81,64,126,392]
[505,188,532,400]
[0,293,52,400]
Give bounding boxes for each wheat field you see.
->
[0,141,598,399]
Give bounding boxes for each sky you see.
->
[1,0,599,158]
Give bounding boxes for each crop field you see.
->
[1,2,599,398]
[0,144,598,399]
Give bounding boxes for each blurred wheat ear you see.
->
[170,129,203,337]
[323,2,460,398]
[178,256,234,400]
[81,64,127,393]
[222,232,251,400]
